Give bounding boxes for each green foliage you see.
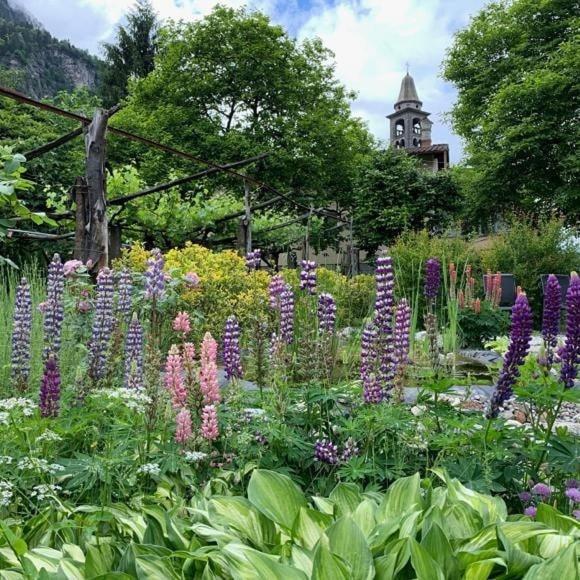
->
[443,0,580,224]
[352,149,462,252]
[457,303,510,348]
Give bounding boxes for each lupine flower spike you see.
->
[268,274,286,310]
[173,311,191,335]
[43,254,64,358]
[165,345,187,409]
[393,299,411,370]
[541,274,561,366]
[299,260,317,294]
[145,249,165,300]
[375,256,396,395]
[124,313,144,390]
[116,269,133,323]
[200,332,220,404]
[175,407,193,444]
[280,284,294,344]
[201,405,219,440]
[488,292,533,418]
[424,258,441,302]
[88,268,115,381]
[559,273,580,388]
[39,355,61,418]
[318,293,337,334]
[11,278,32,391]
[223,316,243,380]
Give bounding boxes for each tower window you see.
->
[399,138,405,148]
[395,120,404,136]
[413,118,421,134]
[413,138,418,146]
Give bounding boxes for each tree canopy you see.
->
[443,0,579,223]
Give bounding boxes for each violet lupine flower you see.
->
[115,269,133,323]
[165,345,187,410]
[175,407,193,444]
[559,273,580,389]
[318,293,337,334]
[39,356,61,418]
[246,249,261,270]
[268,274,286,310]
[88,268,115,381]
[280,284,294,344]
[361,323,382,403]
[542,274,561,364]
[487,293,534,418]
[201,404,219,440]
[393,298,411,370]
[124,313,143,390]
[43,254,64,358]
[11,277,32,390]
[200,332,220,404]
[341,438,359,462]
[523,506,537,518]
[145,248,165,300]
[424,258,441,302]
[223,316,243,380]
[314,439,339,465]
[565,488,580,503]
[374,257,396,394]
[299,260,317,294]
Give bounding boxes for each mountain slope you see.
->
[0,0,101,98]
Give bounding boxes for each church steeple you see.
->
[395,73,421,107]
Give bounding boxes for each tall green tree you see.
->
[111,6,373,212]
[100,0,158,107]
[443,0,579,224]
[352,149,461,253]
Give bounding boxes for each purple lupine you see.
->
[314,439,339,464]
[124,313,144,389]
[559,273,580,389]
[43,254,65,358]
[318,293,337,334]
[393,298,411,370]
[280,284,294,344]
[268,274,286,310]
[39,356,61,418]
[88,268,115,381]
[246,249,261,270]
[116,268,133,323]
[11,277,32,390]
[223,315,243,380]
[341,438,360,462]
[299,260,317,294]
[374,257,396,396]
[145,249,165,300]
[487,293,534,418]
[424,258,441,302]
[361,322,383,403]
[542,274,561,365]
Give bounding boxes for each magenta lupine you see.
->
[488,293,534,418]
[39,356,61,418]
[268,274,286,309]
[424,258,441,302]
[11,277,32,390]
[165,345,187,409]
[124,313,144,390]
[559,273,580,388]
[299,260,317,294]
[314,439,339,464]
[361,322,382,403]
[393,298,411,370]
[144,248,165,300]
[542,274,561,364]
[245,249,261,270]
[200,332,220,404]
[175,407,193,444]
[88,268,115,381]
[43,253,64,358]
[223,316,243,380]
[318,293,337,333]
[280,284,294,344]
[115,268,133,323]
[201,404,219,440]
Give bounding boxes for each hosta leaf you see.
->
[537,533,574,559]
[352,499,377,538]
[535,503,580,534]
[134,556,180,580]
[293,507,334,550]
[326,517,374,580]
[291,545,314,577]
[399,510,422,538]
[443,502,483,540]
[497,526,542,577]
[312,536,350,580]
[312,497,335,515]
[378,473,422,521]
[329,483,362,516]
[247,470,307,530]
[374,538,410,578]
[85,544,115,578]
[62,544,85,564]
[191,523,240,546]
[421,523,457,577]
[464,557,506,580]
[56,559,84,580]
[524,543,579,579]
[368,519,400,553]
[21,547,62,575]
[409,538,445,580]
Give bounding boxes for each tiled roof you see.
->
[407,144,449,154]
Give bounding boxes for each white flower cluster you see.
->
[92,388,151,413]
[17,458,65,475]
[0,413,9,426]
[137,463,160,476]
[0,481,13,507]
[31,484,62,501]
[184,451,208,463]
[0,456,13,465]
[35,430,63,444]
[0,398,36,417]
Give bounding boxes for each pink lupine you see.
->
[183,342,195,364]
[200,332,220,404]
[175,407,192,444]
[164,345,187,409]
[201,405,219,440]
[173,311,191,335]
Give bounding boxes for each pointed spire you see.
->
[396,72,421,106]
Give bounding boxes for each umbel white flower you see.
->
[17,457,65,474]
[31,484,62,501]
[92,388,151,413]
[35,430,63,443]
[0,398,36,416]
[184,451,208,462]
[0,481,13,506]
[137,463,160,476]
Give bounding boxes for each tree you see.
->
[443,0,579,224]
[100,0,158,107]
[111,6,373,212]
[352,149,461,253]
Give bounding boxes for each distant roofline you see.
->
[387,107,431,119]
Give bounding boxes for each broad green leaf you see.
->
[293,507,333,550]
[353,499,377,538]
[291,545,314,577]
[378,473,422,521]
[444,502,483,540]
[21,547,62,575]
[62,544,85,564]
[85,544,115,578]
[524,543,579,579]
[536,503,580,534]
[497,526,542,577]
[312,497,335,515]
[368,519,401,552]
[247,469,307,530]
[329,483,362,516]
[56,559,84,580]
[409,539,445,580]
[399,510,422,538]
[422,523,457,577]
[326,517,374,580]
[135,556,180,579]
[374,538,410,578]
[464,557,506,580]
[312,536,350,580]
[537,533,574,559]
[191,523,240,546]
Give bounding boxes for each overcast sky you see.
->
[12,0,490,162]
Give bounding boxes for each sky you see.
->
[13,0,490,162]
